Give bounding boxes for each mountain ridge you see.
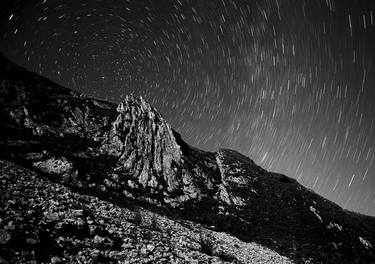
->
[0,52,374,263]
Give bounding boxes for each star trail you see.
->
[1,0,375,216]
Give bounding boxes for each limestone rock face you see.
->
[111,95,183,193]
[90,94,222,208]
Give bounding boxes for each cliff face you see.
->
[1,53,375,264]
[104,95,220,207]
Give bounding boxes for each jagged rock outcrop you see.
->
[1,52,375,264]
[104,95,224,208]
[112,96,183,191]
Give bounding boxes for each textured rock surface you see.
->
[102,95,218,207]
[1,52,375,263]
[0,160,294,264]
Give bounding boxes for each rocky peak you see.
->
[109,95,183,194]
[103,95,222,208]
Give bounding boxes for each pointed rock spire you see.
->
[110,95,184,196]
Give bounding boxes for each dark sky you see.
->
[1,0,375,216]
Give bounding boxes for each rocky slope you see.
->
[0,52,374,263]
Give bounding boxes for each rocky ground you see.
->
[0,52,375,264]
[0,160,292,264]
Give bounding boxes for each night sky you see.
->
[1,0,375,216]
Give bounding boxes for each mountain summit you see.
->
[0,53,374,263]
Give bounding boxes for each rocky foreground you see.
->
[0,52,374,263]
